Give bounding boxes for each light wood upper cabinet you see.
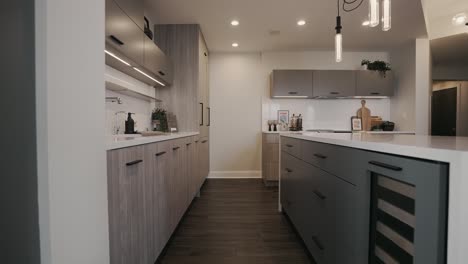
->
[313,70,356,97]
[107,146,148,264]
[271,70,314,98]
[113,0,144,30]
[356,70,394,96]
[143,37,173,86]
[105,0,144,66]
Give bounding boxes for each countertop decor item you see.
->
[152,108,169,132]
[351,116,363,131]
[357,100,372,131]
[361,59,392,77]
[278,110,289,125]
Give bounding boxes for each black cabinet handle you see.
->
[158,71,166,76]
[186,143,192,146]
[126,159,143,166]
[370,92,381,95]
[109,35,125,46]
[312,236,325,251]
[155,151,166,157]
[201,140,208,143]
[314,153,327,159]
[330,92,340,95]
[173,146,180,150]
[286,144,293,148]
[200,103,204,126]
[313,190,327,200]
[207,107,211,127]
[195,140,199,143]
[288,91,298,95]
[285,168,293,173]
[369,161,403,171]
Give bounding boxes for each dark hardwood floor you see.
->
[157,179,315,264]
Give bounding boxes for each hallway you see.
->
[157,179,314,264]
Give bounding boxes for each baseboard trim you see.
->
[208,171,262,179]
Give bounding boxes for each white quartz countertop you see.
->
[281,132,468,263]
[106,132,200,150]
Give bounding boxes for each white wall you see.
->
[415,39,432,135]
[35,0,110,263]
[209,51,392,175]
[209,53,263,173]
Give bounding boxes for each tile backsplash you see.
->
[105,90,155,135]
[262,97,391,131]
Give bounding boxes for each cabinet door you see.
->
[105,0,144,66]
[356,71,394,96]
[313,70,356,97]
[107,146,147,264]
[113,0,144,30]
[271,70,313,98]
[199,138,210,183]
[155,141,172,250]
[198,34,209,138]
[143,37,173,86]
[192,137,201,194]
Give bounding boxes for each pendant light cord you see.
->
[342,0,365,13]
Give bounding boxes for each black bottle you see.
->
[125,113,135,134]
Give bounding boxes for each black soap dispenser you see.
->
[125,113,135,134]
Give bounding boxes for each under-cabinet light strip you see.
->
[273,96,309,99]
[104,50,130,66]
[133,67,165,87]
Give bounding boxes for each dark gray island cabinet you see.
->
[280,135,448,264]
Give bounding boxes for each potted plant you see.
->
[152,108,169,132]
[361,59,392,77]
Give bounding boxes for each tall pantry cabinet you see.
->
[154,24,210,182]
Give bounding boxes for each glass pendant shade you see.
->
[369,0,380,27]
[335,33,342,62]
[382,0,391,31]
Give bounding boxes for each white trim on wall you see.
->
[208,171,262,179]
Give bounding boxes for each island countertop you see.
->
[280,132,468,263]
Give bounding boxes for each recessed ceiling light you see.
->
[362,20,370,26]
[452,13,467,26]
[232,43,239,47]
[297,20,306,26]
[231,20,240,26]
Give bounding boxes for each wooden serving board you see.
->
[357,100,372,131]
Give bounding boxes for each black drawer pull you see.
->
[126,159,143,166]
[285,168,293,173]
[288,91,298,95]
[155,151,166,157]
[109,35,124,45]
[313,190,327,200]
[330,92,340,95]
[312,236,325,251]
[201,140,208,143]
[173,146,180,150]
[314,153,327,159]
[186,143,192,146]
[195,140,199,143]
[158,71,166,76]
[286,144,293,148]
[370,92,381,95]
[369,161,403,171]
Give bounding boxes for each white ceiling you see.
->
[421,0,468,40]
[145,0,427,52]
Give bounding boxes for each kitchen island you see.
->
[279,132,468,264]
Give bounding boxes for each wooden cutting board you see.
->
[357,100,372,131]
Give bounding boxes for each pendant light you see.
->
[335,16,343,62]
[369,0,379,27]
[382,0,391,31]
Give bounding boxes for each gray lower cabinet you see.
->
[356,70,394,96]
[280,136,448,264]
[262,133,279,185]
[107,135,207,264]
[271,70,313,98]
[107,146,148,264]
[312,70,356,98]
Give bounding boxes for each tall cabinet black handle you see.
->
[369,161,403,171]
[207,107,211,126]
[126,160,143,166]
[109,35,125,46]
[199,103,204,126]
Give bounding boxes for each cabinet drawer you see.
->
[302,140,364,185]
[281,136,301,158]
